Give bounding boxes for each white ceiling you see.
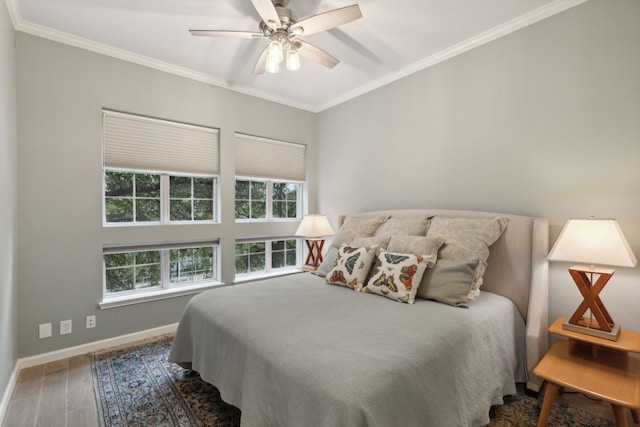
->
[7,0,587,112]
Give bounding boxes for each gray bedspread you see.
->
[169,273,526,427]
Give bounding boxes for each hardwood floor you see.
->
[1,351,623,427]
[2,355,98,427]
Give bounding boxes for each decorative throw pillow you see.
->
[417,259,480,307]
[426,216,508,297]
[374,217,431,240]
[315,215,387,277]
[326,245,378,290]
[361,251,433,303]
[387,236,444,267]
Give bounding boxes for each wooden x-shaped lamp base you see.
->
[563,265,620,341]
[303,238,325,271]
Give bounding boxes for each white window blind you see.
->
[235,133,306,181]
[103,110,219,175]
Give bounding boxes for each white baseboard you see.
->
[16,323,179,370]
[0,322,178,424]
[0,364,20,426]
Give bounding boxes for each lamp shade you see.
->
[548,218,637,268]
[295,214,334,238]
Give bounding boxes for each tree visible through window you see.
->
[235,179,300,220]
[104,245,218,296]
[104,170,216,224]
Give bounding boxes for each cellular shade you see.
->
[235,133,305,181]
[103,110,219,175]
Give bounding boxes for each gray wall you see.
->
[317,0,640,330]
[0,0,18,403]
[16,33,316,357]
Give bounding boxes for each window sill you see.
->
[99,282,225,309]
[234,269,302,284]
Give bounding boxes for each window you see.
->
[103,110,219,224]
[235,239,300,279]
[101,110,221,308]
[235,179,301,220]
[104,171,217,224]
[234,133,305,221]
[102,242,220,307]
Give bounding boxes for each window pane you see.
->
[272,240,284,251]
[136,174,160,197]
[272,201,286,218]
[104,253,132,269]
[249,242,265,254]
[251,201,266,219]
[272,251,284,268]
[170,176,192,198]
[105,199,133,222]
[235,255,249,274]
[136,264,161,289]
[251,181,266,200]
[136,251,160,265]
[235,201,250,219]
[250,253,266,272]
[105,267,134,293]
[194,177,213,199]
[194,200,213,221]
[286,202,297,218]
[170,200,192,221]
[136,199,161,222]
[235,180,250,199]
[272,183,287,201]
[286,184,297,201]
[105,171,133,197]
[286,239,297,250]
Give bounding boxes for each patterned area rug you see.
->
[91,336,616,427]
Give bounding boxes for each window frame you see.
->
[234,177,303,222]
[101,241,222,309]
[103,168,219,226]
[234,238,302,282]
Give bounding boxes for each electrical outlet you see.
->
[39,323,52,339]
[60,319,72,335]
[86,315,96,329]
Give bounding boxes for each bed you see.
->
[169,209,549,427]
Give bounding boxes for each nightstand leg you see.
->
[537,382,560,427]
[611,404,629,427]
[631,409,639,424]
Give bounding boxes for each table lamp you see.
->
[548,218,637,341]
[295,214,335,271]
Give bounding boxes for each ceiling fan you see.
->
[189,0,362,75]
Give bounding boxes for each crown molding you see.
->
[5,0,589,113]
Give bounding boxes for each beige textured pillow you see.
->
[374,217,431,239]
[426,216,508,296]
[417,259,480,307]
[315,215,387,277]
[351,235,390,250]
[330,215,388,248]
[387,236,444,267]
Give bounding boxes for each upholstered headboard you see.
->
[337,209,549,392]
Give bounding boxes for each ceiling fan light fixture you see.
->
[268,40,284,63]
[266,55,280,73]
[286,48,300,71]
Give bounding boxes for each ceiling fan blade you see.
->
[251,0,282,30]
[253,45,270,75]
[290,5,362,36]
[189,30,263,38]
[295,40,339,69]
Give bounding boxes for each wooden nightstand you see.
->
[533,317,640,427]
